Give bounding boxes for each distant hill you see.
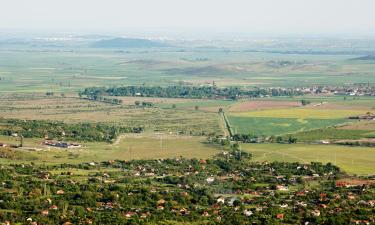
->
[351,55,375,61]
[92,38,168,48]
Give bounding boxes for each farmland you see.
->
[2,41,375,93]
[230,108,372,119]
[228,100,301,112]
[226,97,375,137]
[227,117,348,136]
[0,38,374,225]
[0,134,221,164]
[0,95,224,136]
[241,143,375,175]
[287,127,375,142]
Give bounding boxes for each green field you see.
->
[3,134,373,176]
[241,143,375,175]
[1,39,375,178]
[228,116,348,136]
[288,127,375,141]
[1,45,375,93]
[0,134,222,164]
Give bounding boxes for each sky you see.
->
[1,0,375,37]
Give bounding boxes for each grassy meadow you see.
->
[0,134,221,165]
[3,133,374,176]
[0,95,224,136]
[228,116,348,136]
[241,143,375,175]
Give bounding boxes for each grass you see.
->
[230,108,372,119]
[288,127,375,141]
[1,47,375,93]
[0,134,221,164]
[0,95,224,136]
[227,116,348,136]
[241,143,375,175]
[156,99,234,110]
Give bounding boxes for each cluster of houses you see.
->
[349,112,375,120]
[296,85,375,96]
[2,158,375,225]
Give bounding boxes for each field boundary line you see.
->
[222,112,233,137]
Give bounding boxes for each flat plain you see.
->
[0,41,374,177]
[241,143,375,175]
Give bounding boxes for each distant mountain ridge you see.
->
[351,55,375,60]
[92,37,168,48]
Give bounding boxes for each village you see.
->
[0,150,373,224]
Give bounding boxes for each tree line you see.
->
[81,85,304,100]
[0,118,143,143]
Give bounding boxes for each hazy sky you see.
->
[1,0,375,36]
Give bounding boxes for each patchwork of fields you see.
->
[227,102,374,136]
[0,46,374,177]
[0,95,224,136]
[1,48,375,93]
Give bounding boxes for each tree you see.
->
[301,99,311,106]
[288,136,297,144]
[135,101,140,106]
[195,106,199,110]
[218,108,223,113]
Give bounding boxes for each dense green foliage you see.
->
[0,152,373,224]
[81,86,303,100]
[0,118,142,143]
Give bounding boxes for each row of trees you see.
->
[81,85,304,100]
[135,101,153,107]
[82,93,123,105]
[0,118,143,143]
[229,134,298,144]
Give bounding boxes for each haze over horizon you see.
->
[1,0,375,38]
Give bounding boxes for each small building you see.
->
[43,140,81,148]
[276,185,289,191]
[0,143,8,147]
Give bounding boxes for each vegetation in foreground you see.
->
[0,151,374,225]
